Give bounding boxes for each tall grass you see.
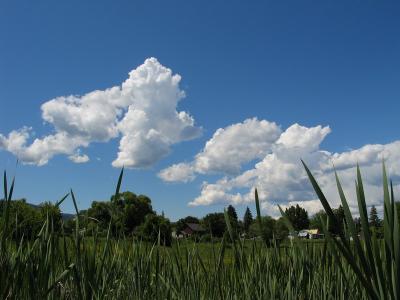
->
[0,164,398,299]
[300,161,400,300]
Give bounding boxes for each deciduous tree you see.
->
[284,204,309,231]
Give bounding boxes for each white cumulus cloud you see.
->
[68,153,90,164]
[0,58,201,168]
[158,118,281,182]
[163,121,399,218]
[158,163,196,183]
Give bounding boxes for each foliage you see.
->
[136,214,172,246]
[300,160,400,300]
[1,164,400,299]
[284,204,310,231]
[202,212,226,237]
[248,216,276,244]
[83,191,154,236]
[309,206,347,235]
[332,205,346,234]
[309,210,328,231]
[226,205,238,222]
[226,205,239,238]
[243,206,253,233]
[369,205,381,228]
[274,217,289,240]
[86,201,111,228]
[39,201,62,232]
[120,192,154,233]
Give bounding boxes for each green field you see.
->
[0,164,399,299]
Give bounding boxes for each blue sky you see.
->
[1,0,400,220]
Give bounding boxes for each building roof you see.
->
[186,223,205,232]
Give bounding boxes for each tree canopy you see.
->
[248,216,275,245]
[136,214,172,246]
[84,191,155,236]
[202,213,226,237]
[284,204,309,231]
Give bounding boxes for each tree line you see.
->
[1,193,399,246]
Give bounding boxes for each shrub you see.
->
[136,214,172,246]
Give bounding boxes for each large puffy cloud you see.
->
[165,121,399,218]
[0,58,201,167]
[158,118,281,182]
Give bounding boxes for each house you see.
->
[308,229,324,239]
[180,223,205,237]
[291,229,324,239]
[298,230,310,239]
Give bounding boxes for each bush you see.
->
[248,216,275,245]
[202,213,226,237]
[0,199,42,240]
[136,214,172,246]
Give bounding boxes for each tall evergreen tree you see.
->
[226,205,239,238]
[227,205,238,222]
[243,207,253,233]
[369,205,381,228]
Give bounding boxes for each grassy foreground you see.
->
[0,163,399,299]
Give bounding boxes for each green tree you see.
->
[136,214,172,246]
[332,205,346,234]
[39,201,62,232]
[227,205,238,222]
[274,217,289,240]
[249,216,275,245]
[87,201,112,227]
[284,204,309,231]
[369,205,381,228]
[85,191,154,236]
[310,207,347,234]
[0,199,41,240]
[202,213,226,237]
[243,207,253,233]
[85,201,112,235]
[309,210,328,231]
[226,205,239,236]
[122,193,154,233]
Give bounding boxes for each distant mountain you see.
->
[61,213,75,221]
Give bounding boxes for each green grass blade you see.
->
[335,170,371,276]
[255,188,262,234]
[55,193,70,208]
[115,167,124,199]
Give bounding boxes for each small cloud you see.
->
[68,153,90,164]
[158,163,195,183]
